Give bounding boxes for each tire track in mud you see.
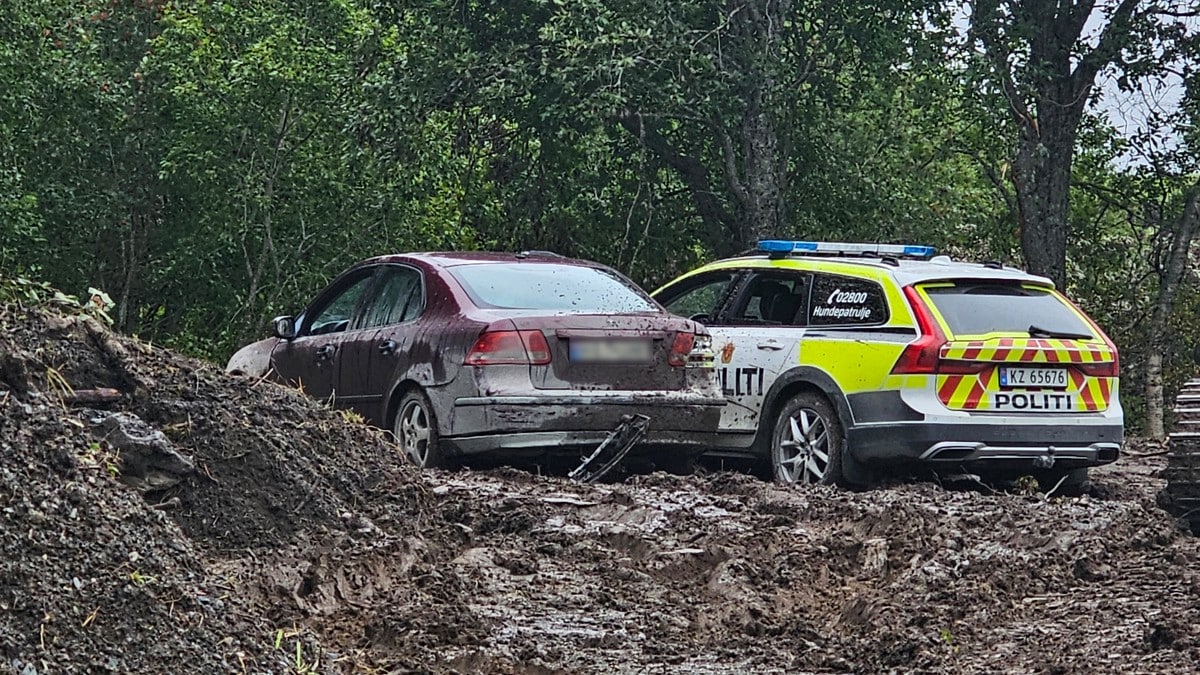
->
[406,466,1200,673]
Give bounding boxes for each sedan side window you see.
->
[361,266,424,328]
[307,274,374,336]
[658,272,737,322]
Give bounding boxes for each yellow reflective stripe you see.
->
[931,372,979,403]
[941,338,1112,363]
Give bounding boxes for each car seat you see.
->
[763,290,804,324]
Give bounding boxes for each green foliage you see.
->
[0,277,115,329]
[0,0,1197,431]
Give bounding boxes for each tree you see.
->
[0,2,47,270]
[1143,35,1200,438]
[966,0,1198,289]
[432,0,948,254]
[1144,183,1200,437]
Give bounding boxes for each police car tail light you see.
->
[1078,359,1119,378]
[668,332,696,367]
[890,286,946,375]
[937,360,988,375]
[465,328,552,366]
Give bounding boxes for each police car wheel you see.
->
[771,392,845,486]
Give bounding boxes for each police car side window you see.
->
[660,272,736,322]
[808,274,888,326]
[729,274,810,326]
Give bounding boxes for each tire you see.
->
[392,390,444,469]
[771,391,850,486]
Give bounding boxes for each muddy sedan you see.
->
[227,251,724,469]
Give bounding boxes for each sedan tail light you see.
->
[668,332,696,367]
[465,330,552,366]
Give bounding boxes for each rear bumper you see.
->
[847,421,1123,469]
[444,393,724,456]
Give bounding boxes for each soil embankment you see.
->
[1,298,1197,673]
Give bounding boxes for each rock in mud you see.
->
[89,410,195,491]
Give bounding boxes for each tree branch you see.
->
[712,116,749,210]
[955,147,1016,217]
[969,0,1034,130]
[1071,0,1141,103]
[617,110,737,252]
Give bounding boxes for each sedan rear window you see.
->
[922,283,1095,338]
[450,263,660,313]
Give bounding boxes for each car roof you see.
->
[701,254,1056,289]
[359,251,607,269]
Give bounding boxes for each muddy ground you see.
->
[2,295,1199,674]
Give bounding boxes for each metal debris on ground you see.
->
[569,414,650,484]
[1161,378,1200,534]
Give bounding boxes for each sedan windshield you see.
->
[450,263,659,313]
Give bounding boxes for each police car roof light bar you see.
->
[757,240,936,259]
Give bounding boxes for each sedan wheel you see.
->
[393,391,443,469]
[772,392,845,486]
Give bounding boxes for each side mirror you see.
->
[271,315,298,340]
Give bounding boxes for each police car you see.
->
[652,240,1122,490]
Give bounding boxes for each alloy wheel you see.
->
[398,399,433,466]
[776,406,831,484]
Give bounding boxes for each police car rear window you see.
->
[922,283,1095,338]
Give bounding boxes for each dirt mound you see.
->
[0,396,257,673]
[1,304,430,548]
[0,300,476,671]
[3,292,1200,673]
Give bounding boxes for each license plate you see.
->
[569,339,653,363]
[999,367,1067,389]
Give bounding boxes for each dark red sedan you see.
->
[227,251,724,469]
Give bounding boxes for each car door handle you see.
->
[315,344,336,359]
[757,339,784,351]
[378,339,398,355]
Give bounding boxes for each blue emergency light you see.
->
[757,240,936,259]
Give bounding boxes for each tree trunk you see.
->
[1145,184,1200,439]
[736,91,784,246]
[971,0,1141,290]
[1146,350,1166,439]
[1012,116,1074,289]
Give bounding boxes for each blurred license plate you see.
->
[999,367,1067,389]
[569,339,652,363]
